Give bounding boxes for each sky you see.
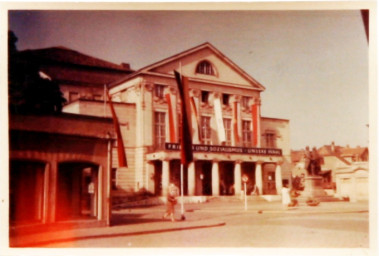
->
[7,7,370,150]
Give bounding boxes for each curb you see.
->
[11,221,226,247]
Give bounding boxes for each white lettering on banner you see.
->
[165,143,282,156]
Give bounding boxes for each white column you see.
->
[255,161,263,195]
[146,161,155,194]
[212,161,220,196]
[275,162,283,195]
[188,162,196,196]
[234,161,242,196]
[162,160,170,196]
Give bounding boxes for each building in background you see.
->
[291,142,369,201]
[17,46,133,104]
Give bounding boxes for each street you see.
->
[17,200,369,248]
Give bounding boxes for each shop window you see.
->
[223,118,232,146]
[196,60,215,76]
[242,120,252,147]
[154,111,166,149]
[201,116,211,145]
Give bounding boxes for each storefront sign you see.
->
[165,143,282,156]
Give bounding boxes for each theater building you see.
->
[104,42,291,197]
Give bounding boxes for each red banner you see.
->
[165,93,177,142]
[106,88,127,167]
[252,103,259,147]
[174,71,193,167]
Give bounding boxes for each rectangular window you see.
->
[223,118,232,146]
[265,131,276,148]
[154,112,166,149]
[242,120,252,147]
[222,94,230,105]
[154,84,165,99]
[111,168,117,190]
[201,91,209,104]
[69,92,79,102]
[242,96,250,109]
[201,116,211,145]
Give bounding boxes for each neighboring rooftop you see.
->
[19,46,133,72]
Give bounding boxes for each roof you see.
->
[340,147,368,157]
[109,42,265,90]
[19,46,133,72]
[317,144,343,156]
[9,113,116,140]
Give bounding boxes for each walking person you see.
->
[163,183,179,222]
[281,182,291,209]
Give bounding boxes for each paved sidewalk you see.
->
[9,200,369,247]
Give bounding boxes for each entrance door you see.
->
[56,162,98,220]
[219,162,234,196]
[263,164,277,195]
[195,161,212,195]
[9,160,45,224]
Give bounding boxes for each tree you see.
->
[8,31,67,115]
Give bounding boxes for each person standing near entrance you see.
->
[163,183,179,222]
[281,183,291,209]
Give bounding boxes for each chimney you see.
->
[331,141,335,152]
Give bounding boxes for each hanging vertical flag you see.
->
[190,96,201,142]
[165,93,177,142]
[252,101,260,147]
[233,101,241,144]
[174,71,193,167]
[106,86,127,167]
[213,96,226,143]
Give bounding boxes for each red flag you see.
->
[252,103,259,147]
[174,71,193,167]
[106,87,127,167]
[165,93,177,142]
[233,101,240,144]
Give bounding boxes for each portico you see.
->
[146,143,283,197]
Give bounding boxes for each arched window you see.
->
[196,60,215,75]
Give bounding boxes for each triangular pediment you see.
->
[139,43,265,90]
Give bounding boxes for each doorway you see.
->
[56,162,99,220]
[9,160,45,224]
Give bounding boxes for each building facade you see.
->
[103,43,291,197]
[9,114,116,233]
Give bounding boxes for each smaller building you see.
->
[335,162,369,202]
[291,142,369,201]
[9,113,116,235]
